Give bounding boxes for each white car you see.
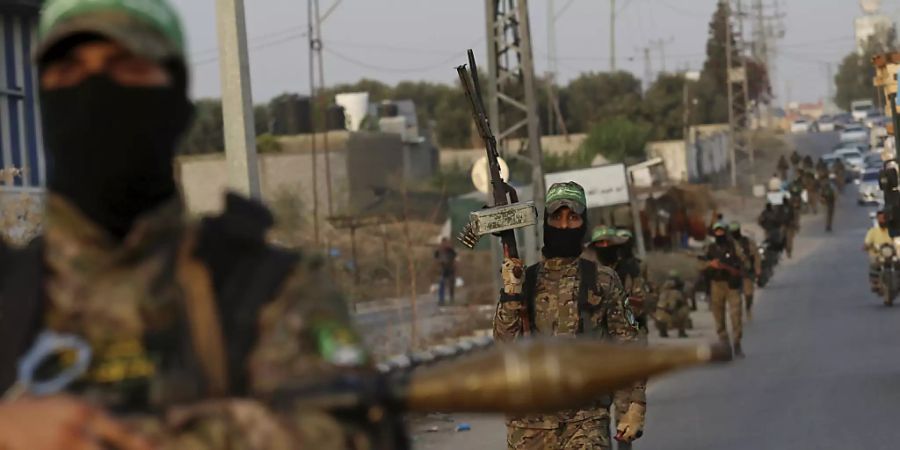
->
[858,168,884,206]
[790,119,811,133]
[834,147,865,177]
[840,125,869,143]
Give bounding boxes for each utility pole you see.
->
[725,0,738,189]
[650,38,673,74]
[546,0,571,139]
[642,46,653,92]
[610,0,617,71]
[215,0,261,198]
[725,0,752,190]
[485,0,546,266]
[314,0,334,219]
[547,0,556,135]
[306,0,320,244]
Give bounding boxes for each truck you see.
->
[851,99,875,122]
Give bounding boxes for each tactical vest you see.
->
[0,194,298,402]
[521,258,598,336]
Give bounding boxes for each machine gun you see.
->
[455,50,537,254]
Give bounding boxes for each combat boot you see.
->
[658,324,669,338]
[733,342,745,359]
[678,328,688,338]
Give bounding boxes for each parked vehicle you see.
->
[864,111,885,128]
[834,112,854,130]
[840,125,869,143]
[790,119,812,133]
[858,168,884,206]
[818,115,836,132]
[864,152,884,170]
[852,99,875,121]
[834,147,865,178]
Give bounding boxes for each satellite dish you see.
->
[860,0,881,14]
[471,156,510,194]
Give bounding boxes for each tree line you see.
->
[181,1,769,169]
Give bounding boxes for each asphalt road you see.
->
[415,131,900,449]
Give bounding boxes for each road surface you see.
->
[414,131,900,449]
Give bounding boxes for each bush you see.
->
[580,117,651,163]
[256,133,282,153]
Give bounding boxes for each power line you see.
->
[322,45,478,74]
[192,31,308,66]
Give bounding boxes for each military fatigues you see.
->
[734,234,760,317]
[495,258,644,450]
[704,239,745,347]
[654,279,689,337]
[0,195,374,450]
[821,182,836,232]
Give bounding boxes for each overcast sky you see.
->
[168,0,888,106]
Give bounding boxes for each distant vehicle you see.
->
[790,119,812,133]
[865,152,884,170]
[840,125,869,143]
[852,99,875,121]
[864,111,885,128]
[834,147,865,177]
[818,115,836,132]
[833,112,854,130]
[859,168,884,206]
[822,153,839,168]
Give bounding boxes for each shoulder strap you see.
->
[177,229,230,397]
[194,194,300,395]
[578,259,598,334]
[0,238,44,392]
[522,262,542,334]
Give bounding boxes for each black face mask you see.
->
[542,220,588,259]
[715,235,728,245]
[594,246,620,265]
[40,75,192,239]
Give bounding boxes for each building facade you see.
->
[0,0,45,187]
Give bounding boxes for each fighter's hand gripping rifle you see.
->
[455,50,537,257]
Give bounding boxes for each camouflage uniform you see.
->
[1,194,374,450]
[496,259,644,449]
[731,225,760,318]
[704,224,745,354]
[821,181,836,232]
[654,278,690,338]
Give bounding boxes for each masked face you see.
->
[593,244,620,265]
[714,230,727,244]
[40,40,192,239]
[542,207,587,258]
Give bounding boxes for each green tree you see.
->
[181,99,224,154]
[579,117,651,164]
[834,32,896,110]
[559,72,643,133]
[643,74,689,140]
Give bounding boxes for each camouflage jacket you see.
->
[613,256,653,321]
[0,194,374,450]
[494,257,645,429]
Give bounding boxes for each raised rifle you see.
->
[455,50,537,255]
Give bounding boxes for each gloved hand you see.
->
[501,258,525,295]
[615,402,645,443]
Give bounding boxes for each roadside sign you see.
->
[545,164,629,208]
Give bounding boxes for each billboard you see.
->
[545,164,629,208]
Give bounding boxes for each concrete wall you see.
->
[440,133,588,170]
[177,150,348,216]
[644,124,731,185]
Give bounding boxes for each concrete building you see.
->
[0,0,45,187]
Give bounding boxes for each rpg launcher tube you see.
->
[403,338,731,414]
